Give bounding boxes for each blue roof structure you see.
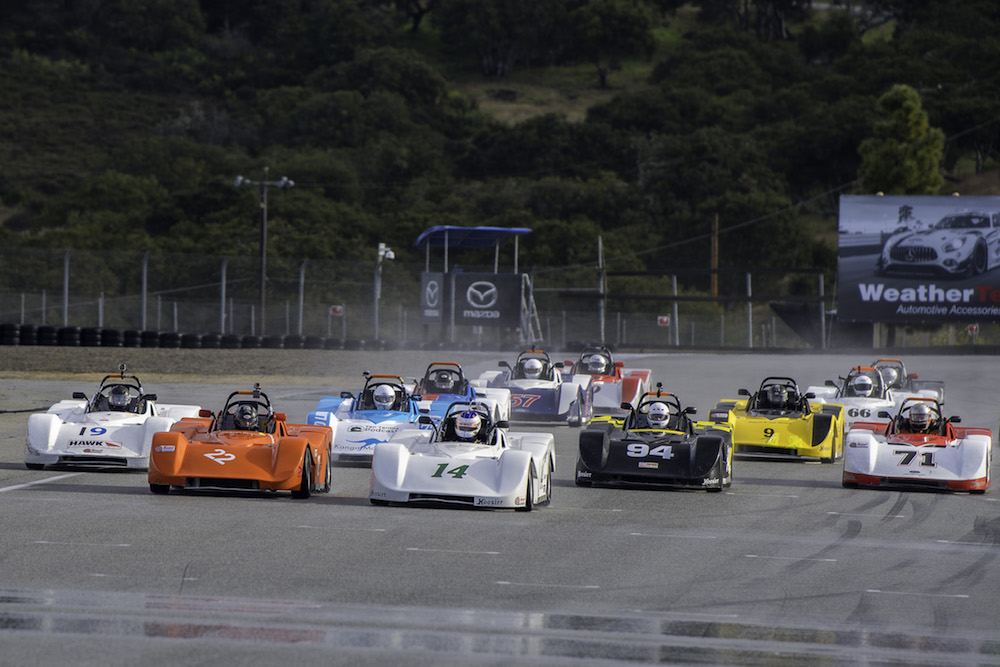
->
[413,225,532,249]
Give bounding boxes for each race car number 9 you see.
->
[626,443,674,459]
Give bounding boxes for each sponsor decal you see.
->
[701,477,720,486]
[154,445,176,453]
[466,281,498,308]
[83,448,103,453]
[514,496,525,506]
[68,440,98,447]
[370,489,388,499]
[339,437,384,451]
[103,442,122,449]
[848,441,868,448]
[475,498,504,506]
[857,283,1000,317]
[638,461,659,469]
[576,470,592,478]
[425,280,440,308]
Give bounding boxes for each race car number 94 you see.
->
[627,443,673,459]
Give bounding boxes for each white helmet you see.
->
[647,402,670,429]
[454,410,481,442]
[909,403,933,432]
[850,375,874,397]
[881,367,899,387]
[587,355,607,374]
[767,384,787,406]
[435,371,454,392]
[373,384,396,409]
[523,358,543,379]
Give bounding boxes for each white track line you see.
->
[0,473,82,493]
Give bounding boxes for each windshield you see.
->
[933,214,990,230]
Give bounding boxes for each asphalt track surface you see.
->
[0,348,998,666]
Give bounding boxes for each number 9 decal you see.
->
[763,427,774,438]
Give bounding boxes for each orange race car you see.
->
[148,384,333,498]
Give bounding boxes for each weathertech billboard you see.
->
[838,195,1000,323]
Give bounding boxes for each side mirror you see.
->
[273,413,287,422]
[684,406,697,415]
[73,392,87,399]
[825,380,836,387]
[738,388,750,397]
[340,391,353,399]
[198,409,214,418]
[948,415,961,423]
[144,393,157,401]
[909,373,919,380]
[418,415,434,425]
[877,410,891,419]
[498,361,511,370]
[495,420,510,429]
[554,362,564,369]
[620,402,632,410]
[805,392,816,399]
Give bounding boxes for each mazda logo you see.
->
[425,280,439,307]
[467,281,498,309]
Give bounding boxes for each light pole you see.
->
[373,242,395,340]
[234,167,294,335]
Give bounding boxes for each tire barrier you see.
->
[241,335,262,349]
[180,333,202,349]
[19,324,38,345]
[220,333,242,349]
[284,334,305,350]
[200,333,221,349]
[324,337,344,350]
[159,331,182,349]
[123,330,142,347]
[81,327,102,347]
[58,326,81,346]
[0,322,19,345]
[37,325,58,345]
[262,334,285,349]
[101,328,124,347]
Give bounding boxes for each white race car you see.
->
[408,361,511,424]
[807,363,944,430]
[562,346,652,414]
[843,398,991,494]
[25,366,202,470]
[475,348,594,426]
[369,401,555,511]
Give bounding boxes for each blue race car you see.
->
[412,361,510,425]
[307,373,429,465]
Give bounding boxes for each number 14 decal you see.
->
[894,449,936,467]
[432,464,469,479]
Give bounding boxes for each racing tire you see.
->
[516,475,534,512]
[541,459,553,505]
[706,456,724,493]
[25,463,44,471]
[370,499,390,506]
[821,438,843,464]
[149,484,169,494]
[321,448,332,493]
[568,391,583,428]
[291,454,313,499]
[842,481,859,489]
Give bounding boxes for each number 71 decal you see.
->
[894,450,936,467]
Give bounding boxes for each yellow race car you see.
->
[710,376,844,463]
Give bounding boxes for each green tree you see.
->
[569,0,656,88]
[857,84,946,194]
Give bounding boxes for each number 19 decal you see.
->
[432,464,469,479]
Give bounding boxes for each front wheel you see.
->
[292,454,313,499]
[321,447,332,493]
[149,484,169,495]
[516,475,534,512]
[706,456,724,493]
[25,462,44,471]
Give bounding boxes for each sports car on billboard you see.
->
[307,372,431,464]
[711,376,844,462]
[475,349,594,426]
[843,398,990,493]
[148,384,332,498]
[575,387,733,491]
[25,365,201,470]
[410,361,510,423]
[876,211,1000,278]
[369,401,555,511]
[562,346,651,414]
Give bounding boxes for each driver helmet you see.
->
[373,384,396,410]
[647,402,670,429]
[880,367,899,387]
[523,358,544,379]
[909,402,933,432]
[587,355,607,374]
[234,404,258,430]
[850,375,874,398]
[767,384,787,407]
[435,370,454,392]
[454,410,482,442]
[109,385,130,410]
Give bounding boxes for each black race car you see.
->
[575,387,733,492]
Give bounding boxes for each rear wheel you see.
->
[321,447,332,493]
[568,391,583,427]
[516,475,534,512]
[149,484,169,495]
[292,454,313,499]
[25,463,44,471]
[541,459,553,504]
